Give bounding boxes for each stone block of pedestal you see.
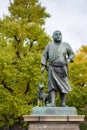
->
[23,107,85,130]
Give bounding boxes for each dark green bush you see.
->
[80,122,87,130]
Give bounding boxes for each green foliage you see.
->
[0,0,50,129]
[68,45,87,120]
[69,46,87,87]
[80,122,87,130]
[9,0,50,25]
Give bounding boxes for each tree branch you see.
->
[24,82,30,94]
[14,36,20,44]
[1,80,13,93]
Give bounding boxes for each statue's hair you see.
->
[52,30,62,37]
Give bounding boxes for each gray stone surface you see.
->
[23,114,85,130]
[32,107,77,115]
[23,115,85,122]
[28,122,80,130]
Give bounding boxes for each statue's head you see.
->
[52,30,62,42]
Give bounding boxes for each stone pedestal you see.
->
[23,107,85,130]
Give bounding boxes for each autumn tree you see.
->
[0,0,50,129]
[67,45,87,120]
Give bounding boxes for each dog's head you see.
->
[39,83,44,90]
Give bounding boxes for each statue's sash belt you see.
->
[49,62,67,78]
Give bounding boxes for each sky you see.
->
[0,0,9,17]
[0,0,87,51]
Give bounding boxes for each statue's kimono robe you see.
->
[41,42,75,93]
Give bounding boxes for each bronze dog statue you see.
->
[37,84,49,106]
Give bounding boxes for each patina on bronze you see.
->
[41,30,75,107]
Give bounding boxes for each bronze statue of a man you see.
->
[41,30,75,107]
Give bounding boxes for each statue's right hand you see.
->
[41,66,45,73]
[66,59,70,65]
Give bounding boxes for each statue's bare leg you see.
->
[47,90,56,107]
[60,93,67,107]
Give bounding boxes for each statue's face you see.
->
[53,30,62,42]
